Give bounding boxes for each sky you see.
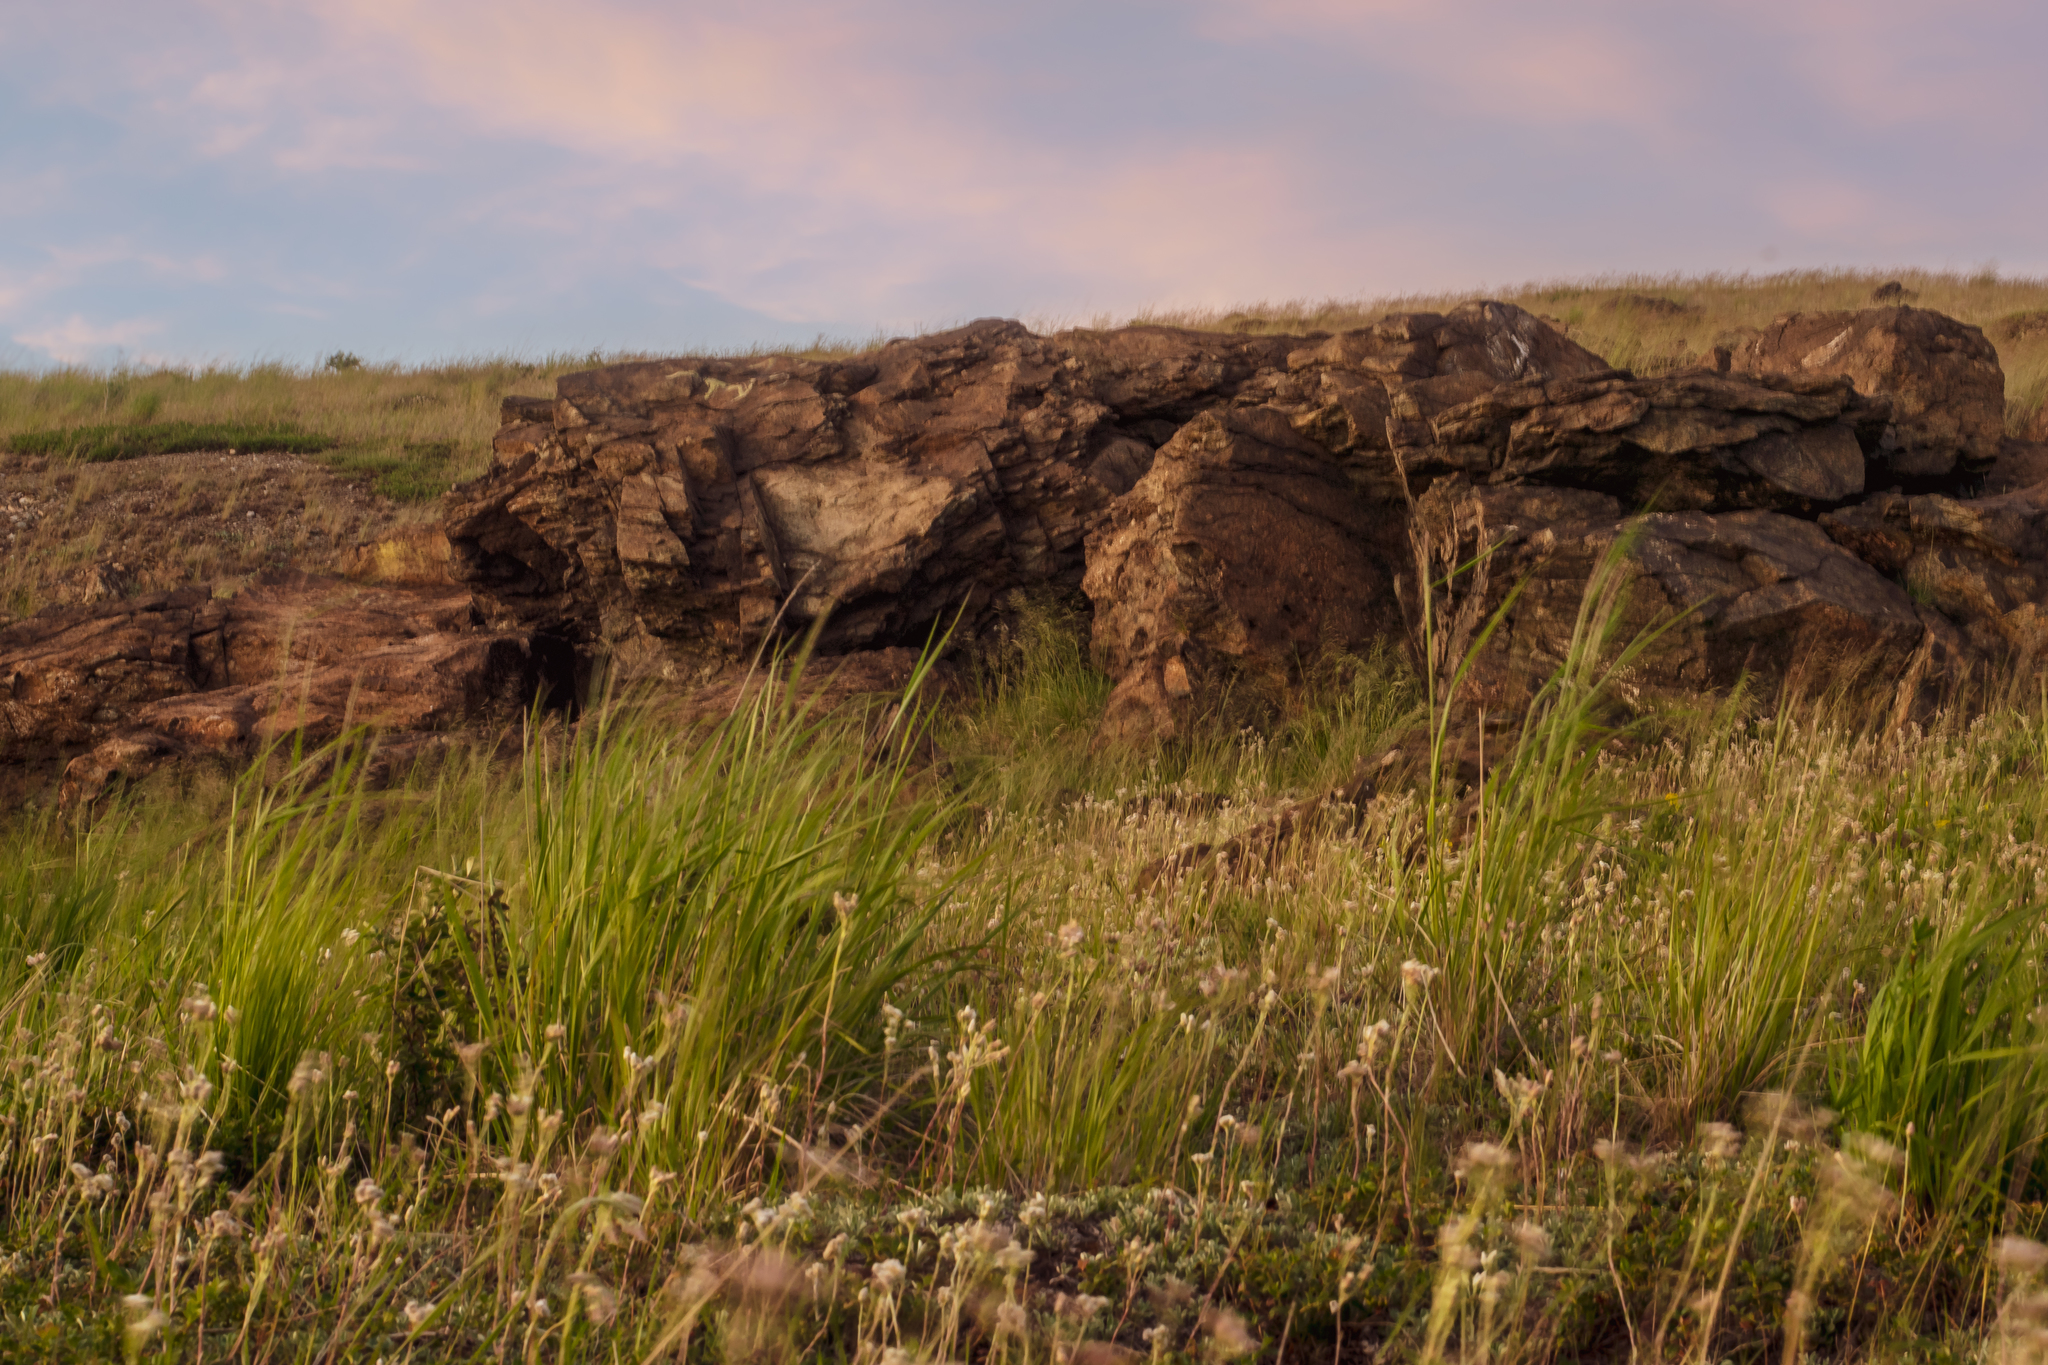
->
[3,1,2045,369]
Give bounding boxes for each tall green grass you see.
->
[8,585,2048,1357]
[434,677,967,1208]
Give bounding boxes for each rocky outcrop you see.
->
[4,296,2029,801]
[1075,356,1930,737]
[0,578,569,804]
[439,297,2036,743]
[443,302,1608,682]
[1731,308,2005,482]
[447,320,1270,674]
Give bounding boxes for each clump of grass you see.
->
[3,422,336,463]
[320,440,462,503]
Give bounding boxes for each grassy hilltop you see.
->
[6,272,2048,1362]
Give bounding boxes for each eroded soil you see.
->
[0,448,426,621]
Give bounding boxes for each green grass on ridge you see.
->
[3,421,337,463]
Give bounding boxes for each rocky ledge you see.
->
[0,573,571,805]
[4,300,2041,802]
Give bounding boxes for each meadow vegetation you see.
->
[0,358,583,503]
[7,579,2048,1362]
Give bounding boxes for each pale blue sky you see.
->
[4,1,2044,368]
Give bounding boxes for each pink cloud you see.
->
[15,0,2045,360]
[1717,0,2045,132]
[172,0,1398,322]
[1764,180,1883,237]
[1194,0,1692,129]
[13,314,165,364]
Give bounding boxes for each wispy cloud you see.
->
[1,0,2043,364]
[13,315,166,365]
[1196,0,1693,129]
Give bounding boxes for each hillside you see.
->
[7,272,2048,1363]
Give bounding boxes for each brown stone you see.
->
[1820,482,2048,665]
[0,576,568,804]
[1082,408,1397,744]
[1986,438,2048,494]
[1732,307,2005,479]
[1406,368,1882,512]
[1,586,217,754]
[1406,482,1928,710]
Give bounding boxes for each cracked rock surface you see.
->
[3,299,2040,802]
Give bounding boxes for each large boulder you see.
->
[1731,307,2005,481]
[1082,408,1397,743]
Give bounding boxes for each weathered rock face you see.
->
[1415,485,1930,709]
[1820,483,2048,665]
[0,578,570,804]
[1392,367,1887,512]
[1731,307,2005,481]
[1083,408,1399,743]
[443,302,1608,680]
[441,298,2031,744]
